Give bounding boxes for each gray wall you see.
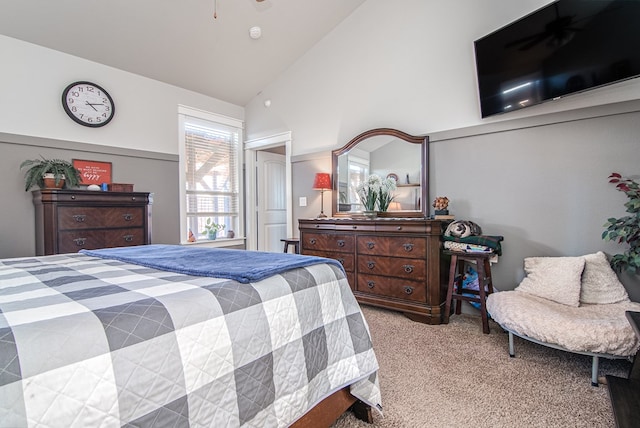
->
[1,132,180,259]
[291,100,640,302]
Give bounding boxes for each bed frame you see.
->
[291,387,372,427]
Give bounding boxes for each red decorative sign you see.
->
[73,159,112,185]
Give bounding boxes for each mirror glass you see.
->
[332,129,428,218]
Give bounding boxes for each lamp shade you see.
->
[312,173,331,190]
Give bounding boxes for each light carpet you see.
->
[333,306,630,428]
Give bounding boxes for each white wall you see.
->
[1,35,243,155]
[245,0,640,151]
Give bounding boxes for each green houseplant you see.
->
[602,172,640,274]
[201,218,225,240]
[21,157,82,191]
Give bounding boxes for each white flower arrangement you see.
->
[378,176,397,212]
[357,174,397,212]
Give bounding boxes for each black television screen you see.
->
[474,0,640,118]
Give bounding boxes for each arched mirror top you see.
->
[331,128,429,218]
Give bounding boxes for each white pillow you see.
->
[580,251,629,304]
[516,256,585,307]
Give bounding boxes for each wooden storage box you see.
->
[108,183,134,192]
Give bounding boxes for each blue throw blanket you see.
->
[80,244,344,284]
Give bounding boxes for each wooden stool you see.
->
[443,251,495,334]
[281,238,300,254]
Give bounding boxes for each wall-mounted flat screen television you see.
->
[474,0,640,118]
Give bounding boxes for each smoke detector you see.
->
[249,26,262,40]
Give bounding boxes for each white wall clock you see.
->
[62,81,115,127]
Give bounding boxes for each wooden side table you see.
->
[281,238,300,254]
[606,311,640,428]
[443,251,495,334]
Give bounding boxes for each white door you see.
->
[256,151,287,252]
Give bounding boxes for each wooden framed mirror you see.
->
[331,128,429,218]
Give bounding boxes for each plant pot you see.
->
[43,173,65,189]
[363,210,378,219]
[207,230,217,240]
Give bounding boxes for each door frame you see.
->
[244,132,292,251]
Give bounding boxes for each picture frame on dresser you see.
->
[72,159,112,185]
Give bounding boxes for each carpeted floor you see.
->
[332,306,630,428]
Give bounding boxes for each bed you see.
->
[0,245,381,427]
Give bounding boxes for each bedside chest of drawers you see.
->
[299,218,448,324]
[32,189,152,255]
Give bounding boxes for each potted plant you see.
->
[201,218,225,240]
[602,172,640,274]
[20,157,82,191]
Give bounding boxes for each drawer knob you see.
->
[123,213,133,221]
[366,241,375,249]
[367,261,376,270]
[123,234,134,242]
[71,195,76,200]
[309,238,317,245]
[337,258,345,265]
[131,197,136,201]
[367,280,375,289]
[403,286,414,295]
[403,264,414,273]
[403,243,414,252]
[397,226,402,230]
[72,214,86,223]
[73,237,86,246]
[337,240,345,247]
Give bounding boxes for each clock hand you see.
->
[85,101,104,111]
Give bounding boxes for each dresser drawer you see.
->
[303,249,354,272]
[104,228,146,247]
[58,207,104,230]
[357,274,426,303]
[357,255,426,280]
[357,236,427,259]
[103,207,145,228]
[375,223,428,233]
[302,233,355,253]
[58,230,105,253]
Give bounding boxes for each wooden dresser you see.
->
[32,189,152,256]
[299,218,447,324]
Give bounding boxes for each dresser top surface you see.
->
[299,217,439,222]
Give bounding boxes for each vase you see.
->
[43,173,65,189]
[207,230,217,240]
[363,210,378,219]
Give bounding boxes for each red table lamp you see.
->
[313,173,331,218]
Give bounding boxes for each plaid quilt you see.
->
[0,252,381,427]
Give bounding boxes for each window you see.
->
[178,106,243,244]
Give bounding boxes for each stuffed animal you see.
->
[444,220,482,238]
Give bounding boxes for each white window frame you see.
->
[178,105,245,247]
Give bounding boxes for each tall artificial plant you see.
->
[602,172,640,274]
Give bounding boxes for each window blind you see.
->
[183,116,240,240]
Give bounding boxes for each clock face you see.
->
[62,81,115,127]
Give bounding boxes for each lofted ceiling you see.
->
[0,0,366,106]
